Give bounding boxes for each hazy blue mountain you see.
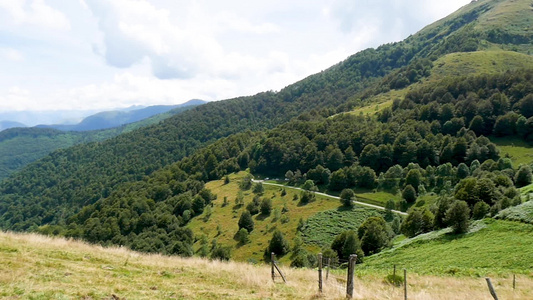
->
[0,121,26,131]
[36,100,206,131]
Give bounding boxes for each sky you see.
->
[0,0,471,123]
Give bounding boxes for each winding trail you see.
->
[252,179,407,216]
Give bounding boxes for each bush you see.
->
[299,191,315,205]
[340,189,356,207]
[385,274,404,287]
[211,245,232,261]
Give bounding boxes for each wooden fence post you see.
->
[346,254,357,298]
[485,277,499,300]
[318,253,323,293]
[326,257,331,281]
[404,269,407,300]
[271,252,275,282]
[513,274,516,290]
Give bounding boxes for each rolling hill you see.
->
[0,0,532,282]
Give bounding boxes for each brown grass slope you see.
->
[2,231,533,299]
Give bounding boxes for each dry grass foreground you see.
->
[1,231,532,299]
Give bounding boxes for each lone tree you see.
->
[445,200,470,234]
[268,230,290,256]
[340,188,356,207]
[238,211,254,233]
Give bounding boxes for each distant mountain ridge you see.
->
[0,121,26,131]
[35,100,206,131]
[0,100,205,180]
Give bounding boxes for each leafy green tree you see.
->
[472,201,490,220]
[260,198,272,215]
[518,94,533,118]
[192,196,205,215]
[268,230,290,256]
[238,211,254,233]
[402,185,417,203]
[456,163,470,179]
[358,167,377,189]
[302,180,315,191]
[326,148,344,171]
[401,208,434,237]
[405,169,421,191]
[357,216,393,255]
[340,188,356,207]
[433,196,453,229]
[444,200,470,234]
[476,178,496,204]
[236,228,250,245]
[515,165,532,187]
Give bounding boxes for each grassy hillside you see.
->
[187,172,385,262]
[491,136,533,166]
[362,219,533,276]
[430,50,533,79]
[1,231,532,299]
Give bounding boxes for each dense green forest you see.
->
[0,0,532,263]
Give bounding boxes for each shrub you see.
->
[340,189,356,207]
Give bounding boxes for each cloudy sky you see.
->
[0,0,470,119]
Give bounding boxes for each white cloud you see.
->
[0,0,473,114]
[0,48,24,61]
[0,87,32,111]
[0,0,71,30]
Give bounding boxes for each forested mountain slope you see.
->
[0,0,531,260]
[0,103,201,180]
